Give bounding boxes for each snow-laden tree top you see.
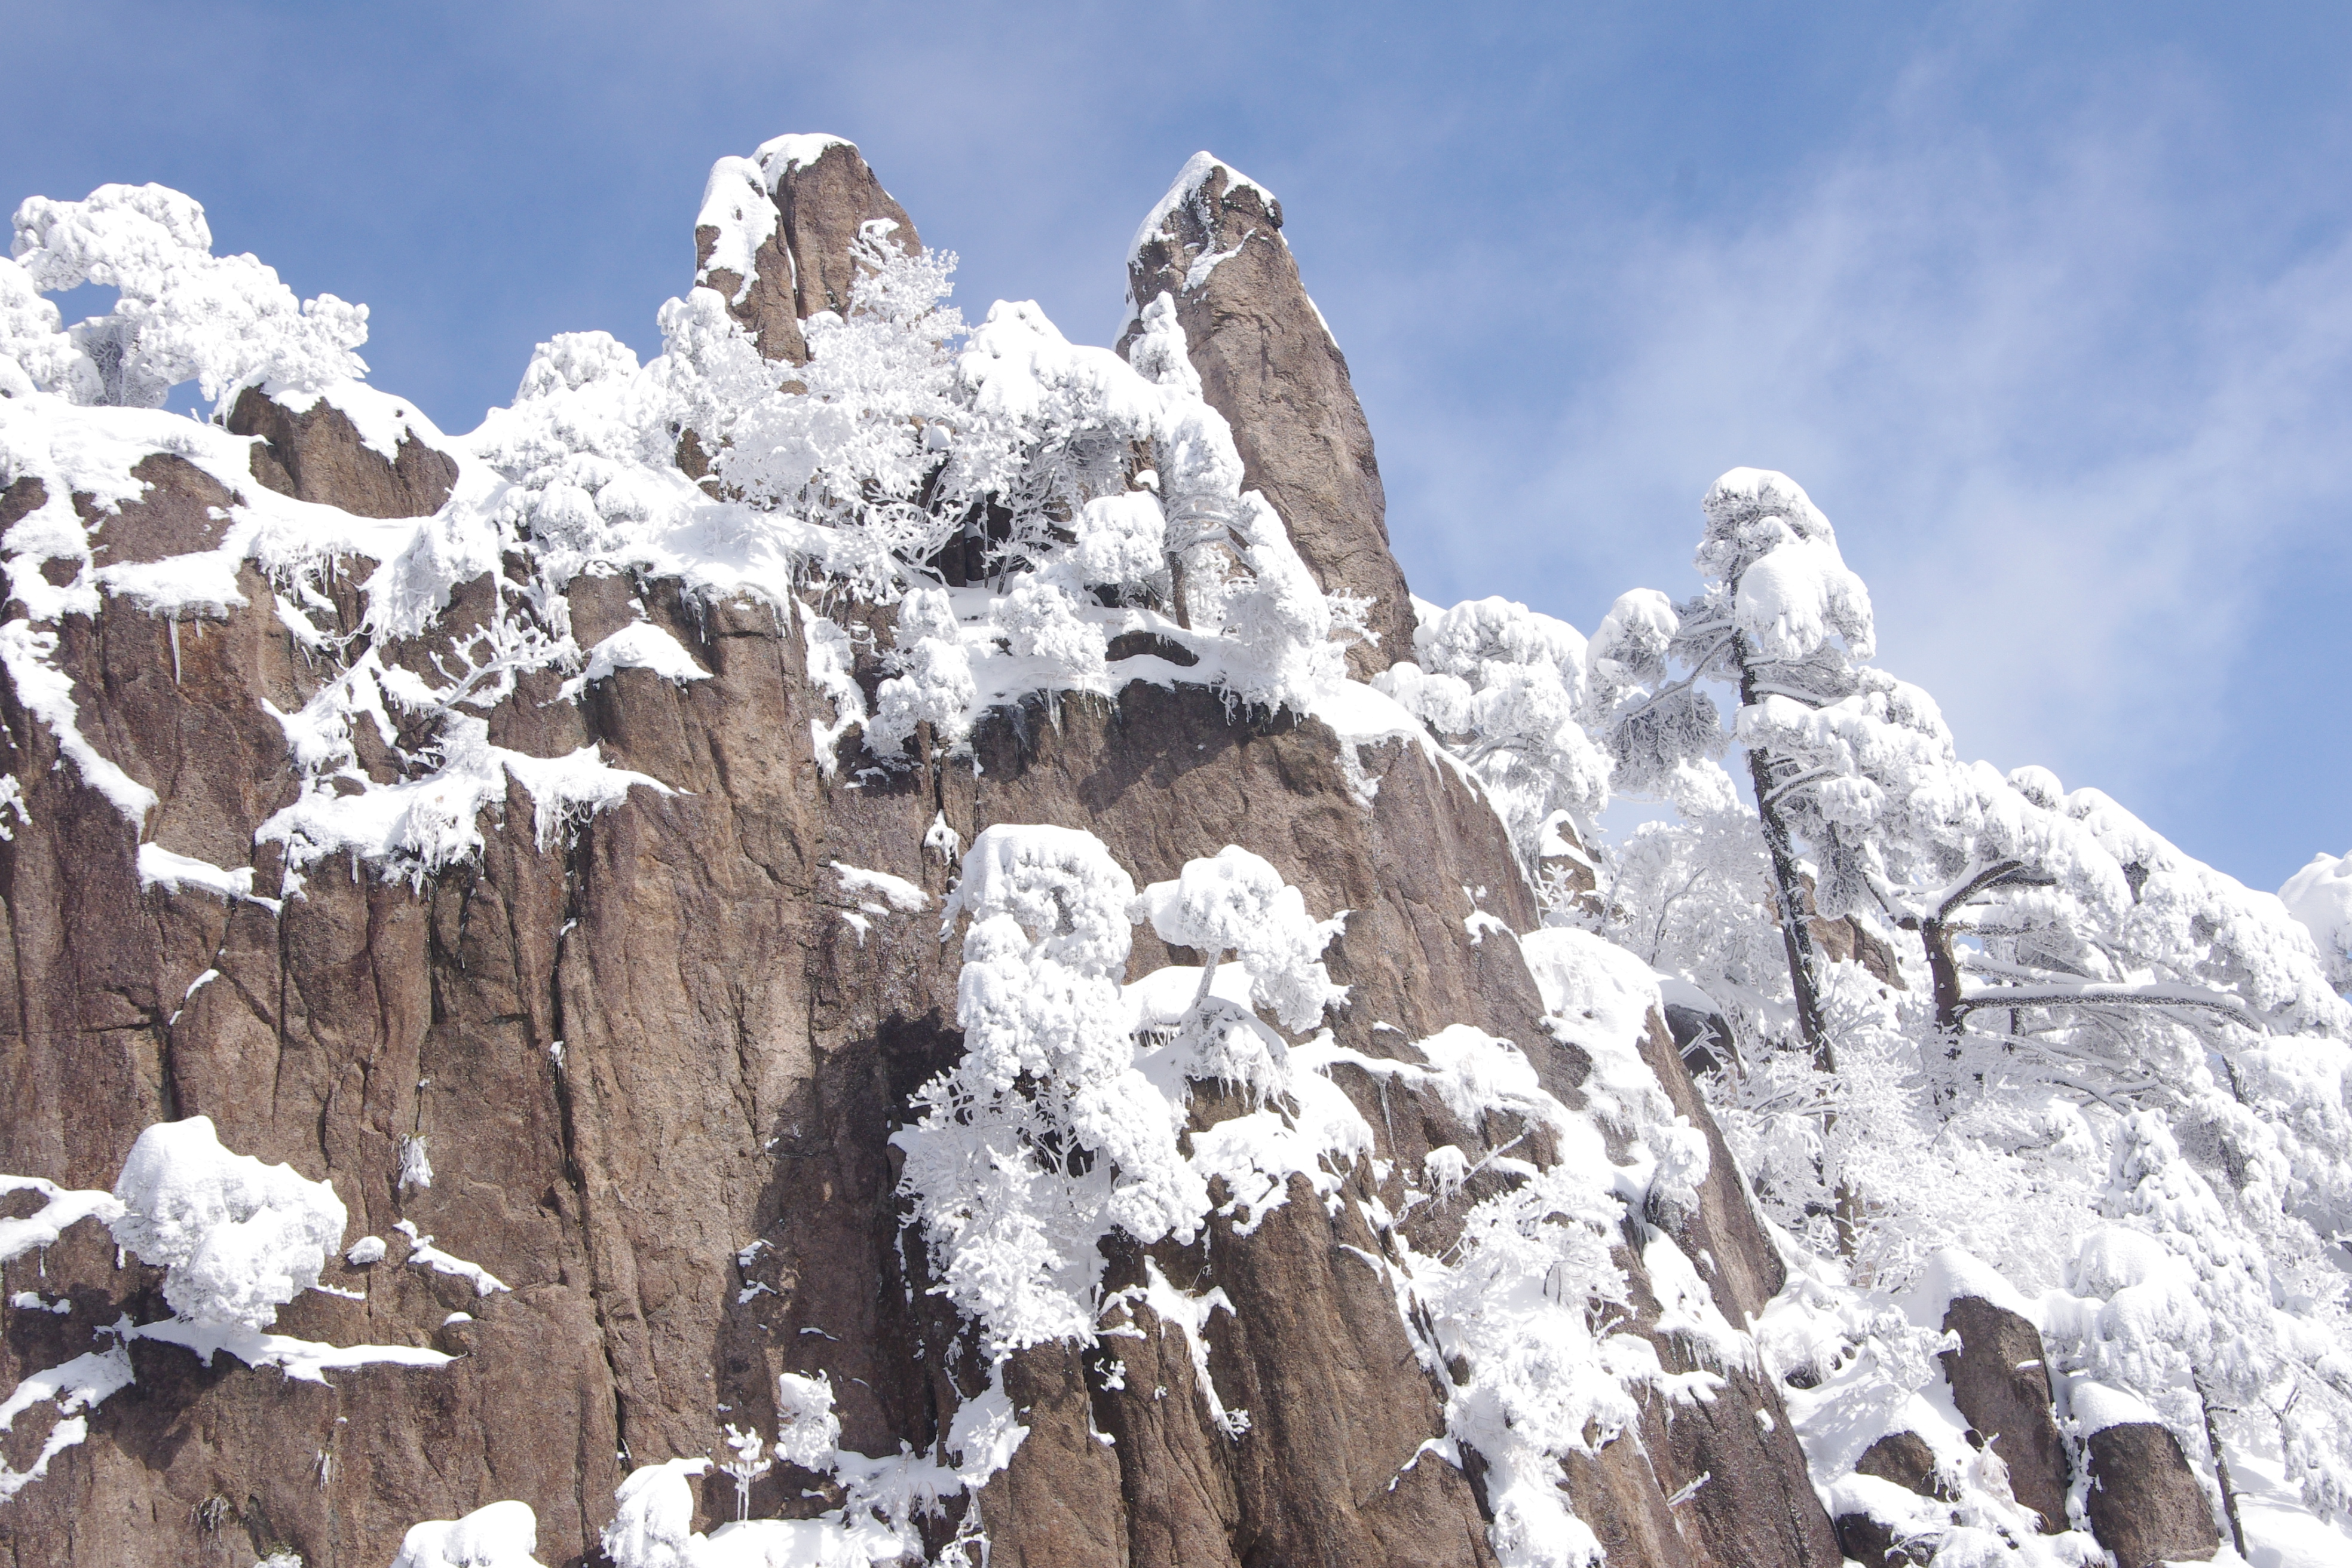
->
[108,1114,347,1331]
[6,183,368,408]
[2281,848,2352,993]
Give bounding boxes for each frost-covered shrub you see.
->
[2281,849,2352,994]
[1574,464,2352,1541]
[1133,844,1343,1031]
[10,183,368,408]
[600,1454,869,1568]
[703,226,977,568]
[867,588,978,757]
[390,1500,545,1568]
[1377,596,1612,872]
[1420,1163,1634,1568]
[896,825,1205,1354]
[997,574,1107,679]
[771,1371,843,1471]
[898,828,1352,1359]
[601,1459,709,1568]
[106,1116,347,1331]
[0,258,93,401]
[2041,1113,2352,1522]
[464,228,1352,770]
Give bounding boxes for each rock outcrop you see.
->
[1936,1296,2069,1531]
[1832,1431,1946,1564]
[1123,156,1416,680]
[228,387,459,519]
[2082,1422,2221,1567]
[0,145,1850,1568]
[695,135,921,365]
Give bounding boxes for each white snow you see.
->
[0,1340,133,1500]
[0,620,157,823]
[137,842,265,904]
[752,133,853,189]
[107,1115,347,1330]
[2280,848,2352,990]
[127,1313,451,1382]
[391,1499,545,1568]
[2066,1377,2163,1435]
[694,157,779,302]
[257,715,675,886]
[0,1174,125,1263]
[601,1454,873,1568]
[1134,844,1343,1030]
[399,1135,434,1192]
[394,1219,510,1297]
[1126,152,1282,269]
[1732,534,1874,664]
[830,861,926,912]
[1111,1257,1248,1437]
[800,612,865,773]
[560,621,713,699]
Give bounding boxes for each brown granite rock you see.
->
[1123,158,1416,679]
[1,474,48,531]
[776,139,921,321]
[1853,1430,1949,1500]
[696,201,808,366]
[1833,1509,1936,1567]
[2084,1421,2221,1567]
[694,137,923,366]
[1937,1296,2069,1530]
[75,453,239,564]
[0,152,1843,1568]
[228,385,458,519]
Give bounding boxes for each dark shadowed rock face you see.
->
[228,386,458,519]
[1833,1509,1936,1567]
[1123,160,1415,680]
[0,148,1846,1568]
[1854,1430,1948,1500]
[2084,1422,2221,1567]
[1937,1296,2069,1531]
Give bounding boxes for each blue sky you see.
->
[4,1,2345,890]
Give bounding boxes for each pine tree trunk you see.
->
[1740,670,1834,1075]
[1918,914,1967,1111]
[1739,656,1854,1250]
[2195,1374,2250,1558]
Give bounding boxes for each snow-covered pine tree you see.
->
[1586,468,2352,1535]
[1372,595,1612,884]
[1590,469,1876,1074]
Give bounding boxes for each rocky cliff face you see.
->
[0,145,2200,1568]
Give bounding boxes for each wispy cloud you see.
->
[1378,43,2352,880]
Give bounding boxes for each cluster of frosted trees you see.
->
[1397,467,2352,1532]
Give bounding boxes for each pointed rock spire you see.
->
[692,134,921,365]
[1122,154,1415,678]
